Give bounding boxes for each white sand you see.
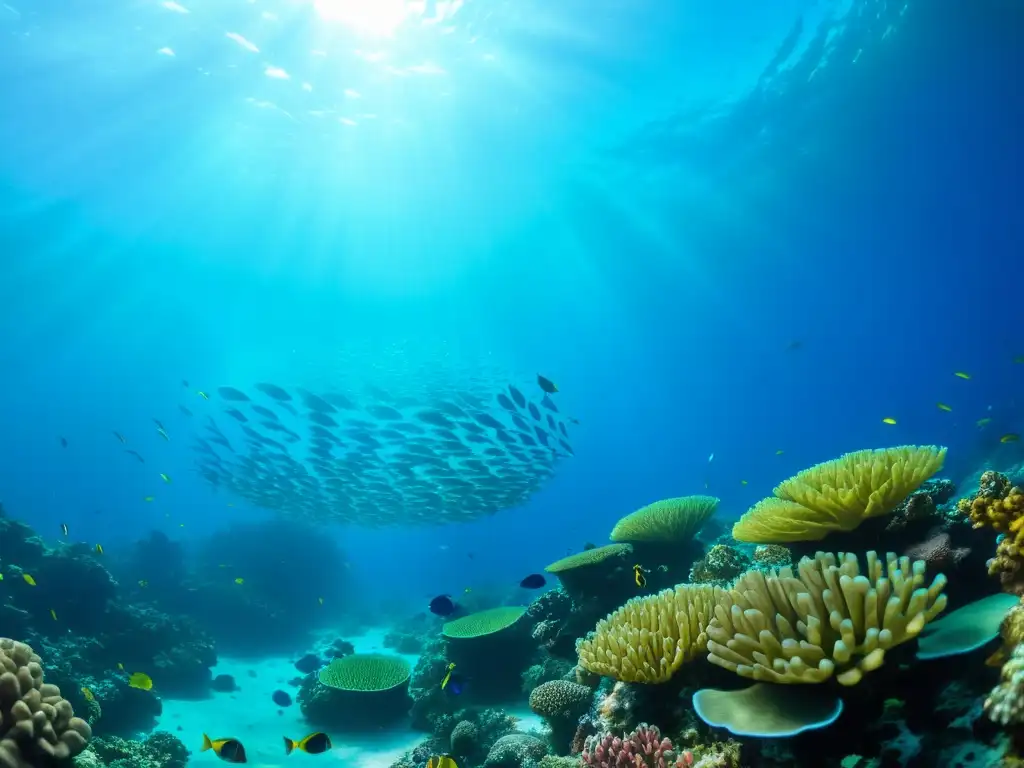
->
[157,630,423,768]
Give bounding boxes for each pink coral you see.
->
[903,529,970,570]
[581,725,693,768]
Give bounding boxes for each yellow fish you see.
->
[201,734,246,763]
[441,662,456,690]
[882,417,897,425]
[23,574,36,587]
[143,496,155,502]
[197,391,210,400]
[775,449,784,455]
[954,371,971,379]
[117,663,124,671]
[128,672,153,691]
[138,580,149,588]
[740,480,748,485]
[978,418,992,427]
[318,597,324,605]
[234,578,244,585]
[81,687,94,701]
[179,523,185,528]
[50,609,57,621]
[464,587,472,593]
[427,756,459,768]
[0,574,4,581]
[1001,434,1021,444]
[160,473,172,484]
[95,544,104,555]
[284,732,332,755]
[633,564,647,588]
[937,403,952,412]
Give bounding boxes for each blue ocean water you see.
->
[0,0,1022,664]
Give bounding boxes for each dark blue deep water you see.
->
[0,1,1023,766]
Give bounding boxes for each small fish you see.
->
[463,587,472,593]
[0,574,4,580]
[1001,434,1021,444]
[284,732,332,756]
[882,417,897,425]
[153,418,165,430]
[143,496,155,502]
[537,375,558,395]
[741,480,748,485]
[708,452,714,463]
[59,437,68,448]
[954,371,971,380]
[23,574,36,587]
[117,663,124,671]
[198,391,210,400]
[202,734,247,763]
[427,756,459,768]
[775,449,784,455]
[113,432,127,444]
[633,564,647,588]
[125,450,145,463]
[156,427,169,441]
[160,473,172,483]
[50,609,57,621]
[429,595,457,616]
[978,418,992,427]
[138,579,149,588]
[128,672,153,691]
[234,578,245,585]
[95,544,104,555]
[179,404,193,416]
[937,403,952,412]
[60,523,69,537]
[81,687,94,701]
[440,662,456,690]
[519,574,546,589]
[318,597,324,605]
[182,379,190,388]
[272,689,292,707]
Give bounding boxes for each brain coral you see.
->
[0,638,92,768]
[317,653,411,691]
[707,551,947,685]
[528,680,592,719]
[732,445,947,543]
[545,545,633,573]
[442,607,527,639]
[610,496,719,543]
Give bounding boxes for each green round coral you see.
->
[544,544,632,573]
[610,495,719,543]
[442,607,527,639]
[317,653,411,691]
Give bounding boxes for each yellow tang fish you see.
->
[427,756,459,768]
[633,564,647,589]
[23,574,36,587]
[234,578,244,585]
[954,371,971,379]
[160,473,172,484]
[937,403,952,412]
[284,732,332,755]
[81,687,94,701]
[50,609,58,621]
[95,544,104,555]
[128,672,153,691]
[441,662,456,690]
[882,417,897,425]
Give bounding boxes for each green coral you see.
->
[318,653,411,691]
[610,495,719,543]
[544,545,632,573]
[443,607,527,639]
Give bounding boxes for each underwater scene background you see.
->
[1,0,1023,767]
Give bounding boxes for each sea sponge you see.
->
[610,496,719,543]
[317,653,411,691]
[0,638,92,768]
[732,446,947,543]
[442,607,527,639]
[576,584,720,683]
[545,545,633,574]
[706,551,947,685]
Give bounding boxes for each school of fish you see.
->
[190,375,575,526]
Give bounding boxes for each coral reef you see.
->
[443,608,534,704]
[298,653,412,728]
[0,638,91,767]
[750,544,792,571]
[582,724,693,768]
[959,471,1024,594]
[85,732,188,768]
[528,680,593,754]
[483,733,548,768]
[688,545,749,586]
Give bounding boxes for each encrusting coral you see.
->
[706,551,947,685]
[0,638,92,768]
[732,445,947,543]
[576,585,720,683]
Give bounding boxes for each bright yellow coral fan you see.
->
[576,583,720,683]
[610,495,719,543]
[706,551,947,686]
[733,445,946,543]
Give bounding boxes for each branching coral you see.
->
[706,551,947,685]
[732,446,947,543]
[958,472,1024,593]
[576,585,720,683]
[581,724,693,768]
[0,638,91,768]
